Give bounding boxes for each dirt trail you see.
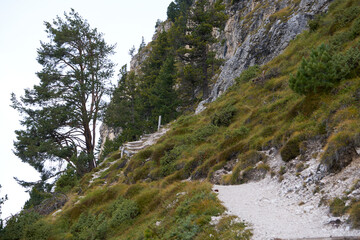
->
[215,178,360,240]
[213,147,360,240]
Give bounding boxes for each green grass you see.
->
[4,0,360,238]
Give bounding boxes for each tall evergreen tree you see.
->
[151,57,179,123]
[11,9,115,182]
[167,0,193,22]
[138,31,172,128]
[179,0,227,99]
[105,65,141,139]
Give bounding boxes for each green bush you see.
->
[330,197,346,217]
[191,124,218,143]
[211,105,237,127]
[23,219,52,240]
[280,134,305,162]
[289,44,348,95]
[137,148,153,160]
[0,211,42,240]
[71,213,108,240]
[309,15,322,32]
[224,126,249,140]
[165,215,199,240]
[235,65,260,83]
[350,202,360,228]
[329,6,360,34]
[55,168,78,193]
[321,130,359,172]
[110,197,139,226]
[160,145,186,177]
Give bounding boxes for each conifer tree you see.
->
[11,9,115,182]
[138,31,173,128]
[105,65,140,138]
[289,44,348,95]
[167,0,193,22]
[179,0,227,99]
[151,57,179,123]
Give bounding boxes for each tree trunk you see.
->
[84,123,95,170]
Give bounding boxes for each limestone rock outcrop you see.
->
[197,0,331,112]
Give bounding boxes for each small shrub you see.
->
[329,6,360,34]
[309,15,322,32]
[289,44,348,95]
[321,129,359,172]
[211,105,237,127]
[269,7,292,23]
[110,198,139,227]
[151,142,175,164]
[214,215,252,240]
[296,162,305,172]
[1,211,42,240]
[261,125,277,137]
[124,184,145,198]
[330,197,346,217]
[350,202,360,228]
[256,162,270,171]
[71,213,108,240]
[165,215,199,240]
[160,145,186,177]
[137,148,153,160]
[191,124,218,143]
[279,166,286,176]
[55,168,78,193]
[280,133,305,162]
[134,188,160,213]
[235,65,260,84]
[231,150,266,184]
[23,219,52,240]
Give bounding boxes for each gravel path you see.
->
[214,178,360,240]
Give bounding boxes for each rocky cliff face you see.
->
[100,0,332,149]
[98,124,122,156]
[196,0,331,112]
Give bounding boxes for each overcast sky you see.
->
[0,0,172,219]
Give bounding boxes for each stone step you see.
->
[125,143,143,149]
[126,140,144,145]
[126,145,146,151]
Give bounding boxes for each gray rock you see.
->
[201,0,331,109]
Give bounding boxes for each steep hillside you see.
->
[202,0,331,107]
[2,0,360,239]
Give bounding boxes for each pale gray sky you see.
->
[0,0,172,219]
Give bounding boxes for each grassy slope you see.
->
[27,0,360,239]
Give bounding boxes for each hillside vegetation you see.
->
[2,0,360,239]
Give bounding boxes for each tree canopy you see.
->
[11,9,115,185]
[0,185,7,228]
[178,0,227,99]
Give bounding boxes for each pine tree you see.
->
[179,0,227,99]
[11,9,115,182]
[105,65,140,137]
[151,57,179,123]
[289,44,348,95]
[167,0,193,22]
[138,31,175,130]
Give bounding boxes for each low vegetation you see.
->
[3,0,360,238]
